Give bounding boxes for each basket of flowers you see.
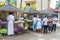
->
[14,27,24,35]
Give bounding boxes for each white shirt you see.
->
[33,17,37,23]
[53,17,58,24]
[7,15,15,22]
[37,18,41,23]
[43,17,48,25]
[37,18,42,29]
[19,17,24,20]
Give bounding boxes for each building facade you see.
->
[0,0,50,11]
[21,0,50,11]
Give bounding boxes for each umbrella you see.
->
[41,9,58,14]
[0,3,21,12]
[23,7,40,14]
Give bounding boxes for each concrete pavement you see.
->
[0,27,60,40]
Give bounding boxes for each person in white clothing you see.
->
[37,17,42,32]
[43,16,48,33]
[19,16,24,28]
[7,12,15,36]
[51,16,58,32]
[33,15,37,32]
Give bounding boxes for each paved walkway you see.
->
[0,27,60,40]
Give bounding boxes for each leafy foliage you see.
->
[0,2,5,7]
[21,4,36,9]
[10,0,16,5]
[21,6,30,9]
[31,3,36,9]
[0,29,7,34]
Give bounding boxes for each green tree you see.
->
[0,2,5,7]
[10,0,16,5]
[21,5,30,10]
[5,0,16,7]
[31,3,36,9]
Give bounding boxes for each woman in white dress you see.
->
[33,15,37,32]
[37,17,42,32]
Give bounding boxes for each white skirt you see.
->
[37,23,42,29]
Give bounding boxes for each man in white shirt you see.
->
[51,16,58,32]
[43,16,48,33]
[7,12,15,36]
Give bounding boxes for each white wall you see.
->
[49,0,59,9]
[36,0,49,11]
[42,0,48,10]
[17,0,21,8]
[36,0,41,11]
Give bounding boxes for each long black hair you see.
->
[9,12,13,15]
